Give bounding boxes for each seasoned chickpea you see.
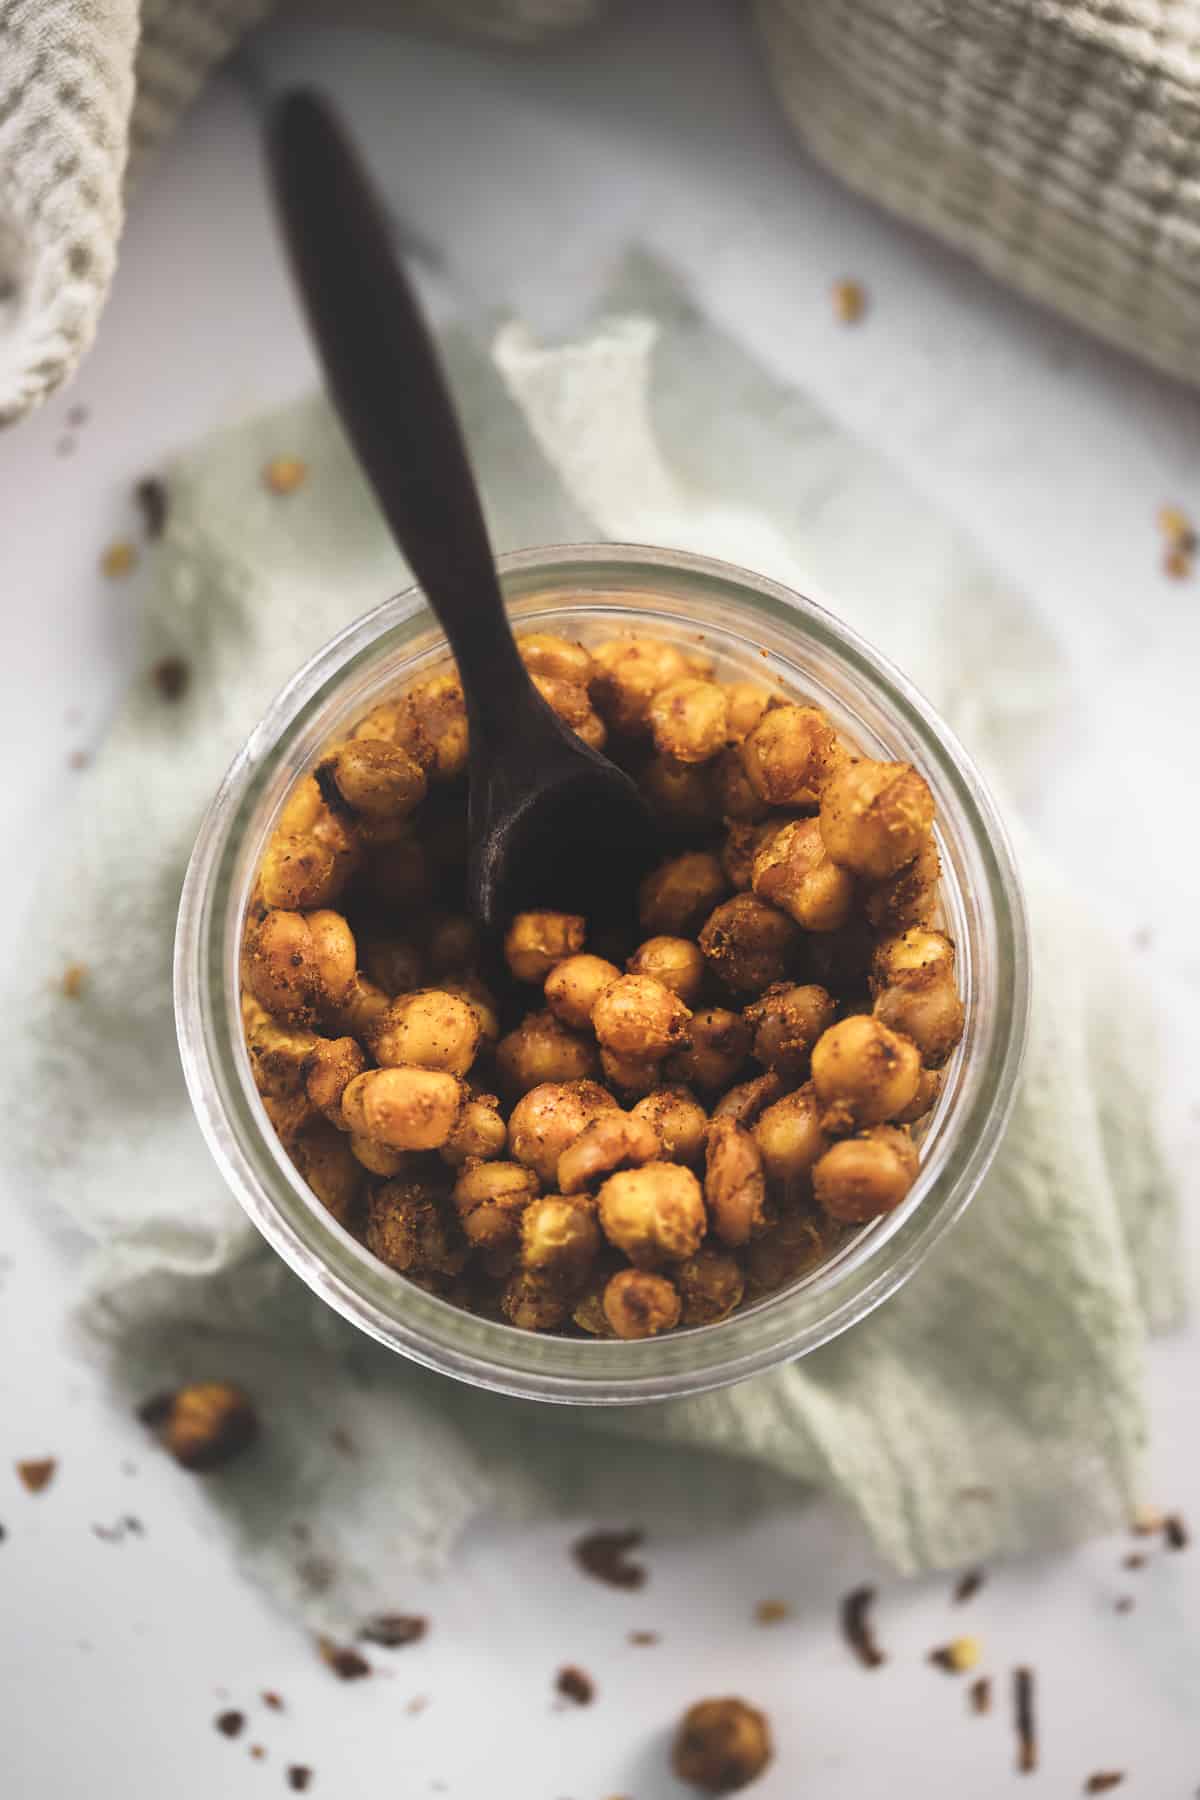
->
[496,1010,600,1098]
[360,933,424,998]
[306,909,357,1010]
[603,1268,681,1339]
[627,936,706,1006]
[326,972,391,1047]
[720,821,766,891]
[893,1065,943,1125]
[289,1123,363,1226]
[244,1003,319,1098]
[631,1087,709,1166]
[864,832,941,931]
[348,1131,408,1177]
[425,912,480,976]
[710,749,769,824]
[812,1125,918,1222]
[544,953,621,1032]
[340,1067,463,1150]
[571,1263,620,1336]
[529,670,607,749]
[676,1247,745,1325]
[260,1088,320,1146]
[820,758,934,880]
[752,1083,829,1193]
[649,677,728,764]
[366,1176,467,1277]
[276,773,325,836]
[452,1160,539,1252]
[504,910,586,982]
[517,631,594,686]
[742,703,838,806]
[744,1210,826,1295]
[599,1046,664,1099]
[873,927,955,988]
[242,908,323,1023]
[520,1194,601,1286]
[704,1117,768,1247]
[440,1092,507,1166]
[500,1270,571,1331]
[316,738,426,821]
[592,974,691,1059]
[673,1696,772,1794]
[641,755,716,832]
[372,989,482,1077]
[665,1007,750,1093]
[441,975,501,1047]
[557,1110,661,1193]
[698,894,798,994]
[752,816,856,932]
[810,1014,921,1132]
[745,982,837,1078]
[305,1035,367,1126]
[597,1162,706,1266]
[507,1079,617,1185]
[722,681,771,746]
[874,979,965,1069]
[258,831,344,910]
[590,637,690,735]
[392,672,468,779]
[639,850,728,936]
[711,1070,785,1127]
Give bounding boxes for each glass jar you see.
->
[175,543,1029,1406]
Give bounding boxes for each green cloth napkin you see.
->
[9,262,1181,1629]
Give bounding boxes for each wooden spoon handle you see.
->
[267,89,529,742]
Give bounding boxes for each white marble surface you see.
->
[1,4,1198,1794]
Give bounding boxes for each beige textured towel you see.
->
[2,0,1200,424]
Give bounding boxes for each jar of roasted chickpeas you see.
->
[177,544,1028,1404]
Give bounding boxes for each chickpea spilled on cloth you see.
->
[241,628,964,1336]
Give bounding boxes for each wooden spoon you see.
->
[267,90,655,933]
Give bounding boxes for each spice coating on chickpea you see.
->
[631,1087,709,1166]
[440,1093,507,1166]
[698,894,798,994]
[711,1070,785,1128]
[366,1178,467,1278]
[820,758,934,880]
[666,1008,751,1094]
[627,936,706,1005]
[520,1194,601,1285]
[752,815,856,932]
[544,953,621,1031]
[744,1210,827,1295]
[496,1010,600,1098]
[290,1124,363,1225]
[649,677,729,764]
[371,989,481,1077]
[341,1067,463,1151]
[305,1035,367,1126]
[557,1109,661,1193]
[598,1162,706,1266]
[316,739,426,821]
[452,1160,539,1252]
[592,973,691,1059]
[812,1125,918,1222]
[745,982,837,1078]
[590,637,690,735]
[504,910,586,982]
[673,1696,773,1793]
[810,1014,921,1132]
[753,1084,829,1193]
[742,702,838,806]
[603,1268,682,1338]
[704,1118,768,1247]
[508,1080,617,1186]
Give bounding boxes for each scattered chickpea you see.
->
[496,1010,600,1098]
[627,936,706,1005]
[316,739,426,821]
[544,953,622,1031]
[704,1118,768,1247]
[517,631,594,686]
[305,1035,367,1126]
[341,1067,463,1151]
[263,455,307,495]
[504,910,587,982]
[391,672,469,780]
[138,1382,258,1472]
[673,1696,773,1794]
[603,1268,681,1338]
[676,1247,745,1325]
[871,929,964,1067]
[590,637,690,735]
[820,759,934,880]
[810,1014,921,1133]
[366,1176,467,1279]
[592,973,691,1059]
[745,982,837,1078]
[752,816,856,932]
[722,682,772,746]
[649,677,729,764]
[557,1110,661,1194]
[863,833,941,931]
[372,989,482,1077]
[710,1070,785,1128]
[631,1087,709,1166]
[258,831,346,910]
[508,1080,617,1185]
[599,1046,665,1099]
[752,1084,829,1194]
[501,1269,571,1331]
[440,1093,507,1166]
[597,1160,706,1267]
[289,1123,363,1225]
[452,1160,539,1253]
[812,1125,918,1222]
[520,1194,600,1285]
[441,975,501,1047]
[741,703,838,806]
[698,894,798,994]
[666,1007,750,1093]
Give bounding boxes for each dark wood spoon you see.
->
[267,90,655,934]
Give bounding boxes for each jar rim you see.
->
[175,541,1030,1405]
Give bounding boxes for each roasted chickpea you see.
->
[745,982,837,1078]
[392,672,468,779]
[751,816,855,932]
[602,1268,681,1339]
[441,975,501,1047]
[507,1079,617,1185]
[452,1159,539,1252]
[631,1087,709,1166]
[340,1067,463,1151]
[820,758,934,880]
[704,1117,768,1247]
[812,1125,918,1222]
[260,1088,320,1146]
[529,670,606,750]
[520,1194,601,1286]
[544,953,621,1032]
[710,749,769,824]
[496,1010,600,1098]
[592,974,691,1059]
[639,851,728,937]
[752,1083,829,1193]
[316,738,426,821]
[360,933,424,997]
[590,637,690,735]
[348,1130,408,1177]
[649,677,728,764]
[864,832,941,931]
[641,755,716,832]
[873,979,965,1069]
[258,831,344,910]
[326,972,391,1047]
[500,1269,572,1332]
[517,631,594,686]
[571,1262,621,1336]
[425,912,480,976]
[597,1162,706,1266]
[289,1123,363,1225]
[720,821,766,891]
[306,909,357,1010]
[872,927,955,987]
[366,1176,467,1277]
[504,910,587,982]
[440,1092,507,1166]
[742,703,838,806]
[600,1046,664,1099]
[557,1110,661,1194]
[711,1070,785,1127]
[722,682,771,746]
[244,1003,319,1098]
[673,1696,772,1794]
[810,1015,921,1132]
[676,1247,745,1325]
[627,936,706,1006]
[744,1208,826,1294]
[665,1007,750,1093]
[305,1035,367,1126]
[698,894,798,994]
[893,1065,943,1125]
[241,908,323,1023]
[372,988,481,1077]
